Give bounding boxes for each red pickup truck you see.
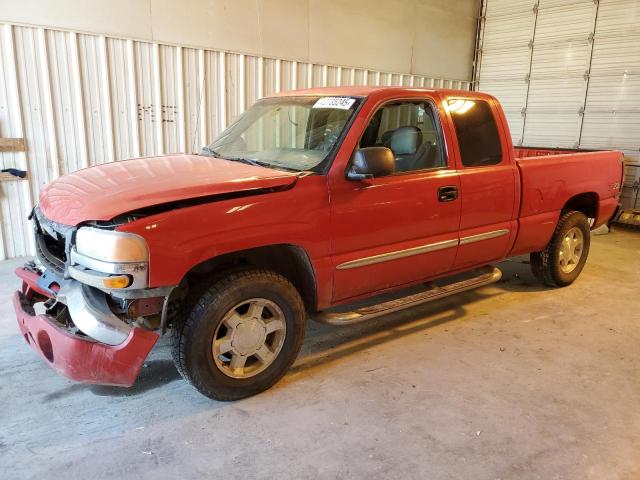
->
[14,87,623,400]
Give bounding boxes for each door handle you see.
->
[437,185,458,202]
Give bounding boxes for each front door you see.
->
[329,98,461,302]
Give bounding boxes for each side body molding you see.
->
[336,229,510,270]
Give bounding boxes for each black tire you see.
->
[171,269,305,400]
[530,210,591,287]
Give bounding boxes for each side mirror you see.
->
[347,147,395,180]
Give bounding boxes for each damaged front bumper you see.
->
[14,267,160,387]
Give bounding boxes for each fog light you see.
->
[102,275,132,289]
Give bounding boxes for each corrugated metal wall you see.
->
[0,23,471,260]
[476,0,640,210]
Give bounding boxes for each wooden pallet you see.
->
[0,137,26,153]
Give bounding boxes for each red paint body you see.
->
[39,154,299,226]
[115,88,623,306]
[15,87,624,385]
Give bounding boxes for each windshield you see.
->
[202,96,361,172]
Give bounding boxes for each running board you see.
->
[312,266,502,326]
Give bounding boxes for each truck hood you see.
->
[38,154,299,226]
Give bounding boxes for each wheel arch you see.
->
[562,192,598,222]
[181,244,318,312]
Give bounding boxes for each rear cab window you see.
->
[447,99,503,167]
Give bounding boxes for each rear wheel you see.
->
[530,210,591,287]
[171,269,305,400]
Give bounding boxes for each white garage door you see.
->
[477,0,640,209]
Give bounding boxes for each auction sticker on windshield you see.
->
[313,97,356,110]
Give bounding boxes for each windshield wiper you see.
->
[201,147,308,173]
[225,156,269,168]
[257,161,304,173]
[200,146,221,157]
[201,147,263,167]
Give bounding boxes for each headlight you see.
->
[76,227,148,263]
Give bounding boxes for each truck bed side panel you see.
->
[510,150,623,256]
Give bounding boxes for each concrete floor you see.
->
[1,230,639,480]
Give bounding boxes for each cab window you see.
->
[359,100,446,173]
[447,99,503,167]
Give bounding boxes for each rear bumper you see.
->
[13,291,159,387]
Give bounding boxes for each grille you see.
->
[33,207,72,275]
[35,231,66,274]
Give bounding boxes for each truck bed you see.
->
[510,147,623,256]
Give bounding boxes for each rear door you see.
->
[328,96,461,302]
[445,97,518,269]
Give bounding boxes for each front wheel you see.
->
[171,269,305,400]
[530,210,591,287]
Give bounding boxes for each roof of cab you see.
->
[273,86,494,101]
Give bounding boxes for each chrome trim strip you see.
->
[459,229,510,245]
[68,265,113,289]
[70,248,148,290]
[69,264,149,291]
[57,280,131,345]
[336,239,459,270]
[336,229,510,270]
[70,248,146,275]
